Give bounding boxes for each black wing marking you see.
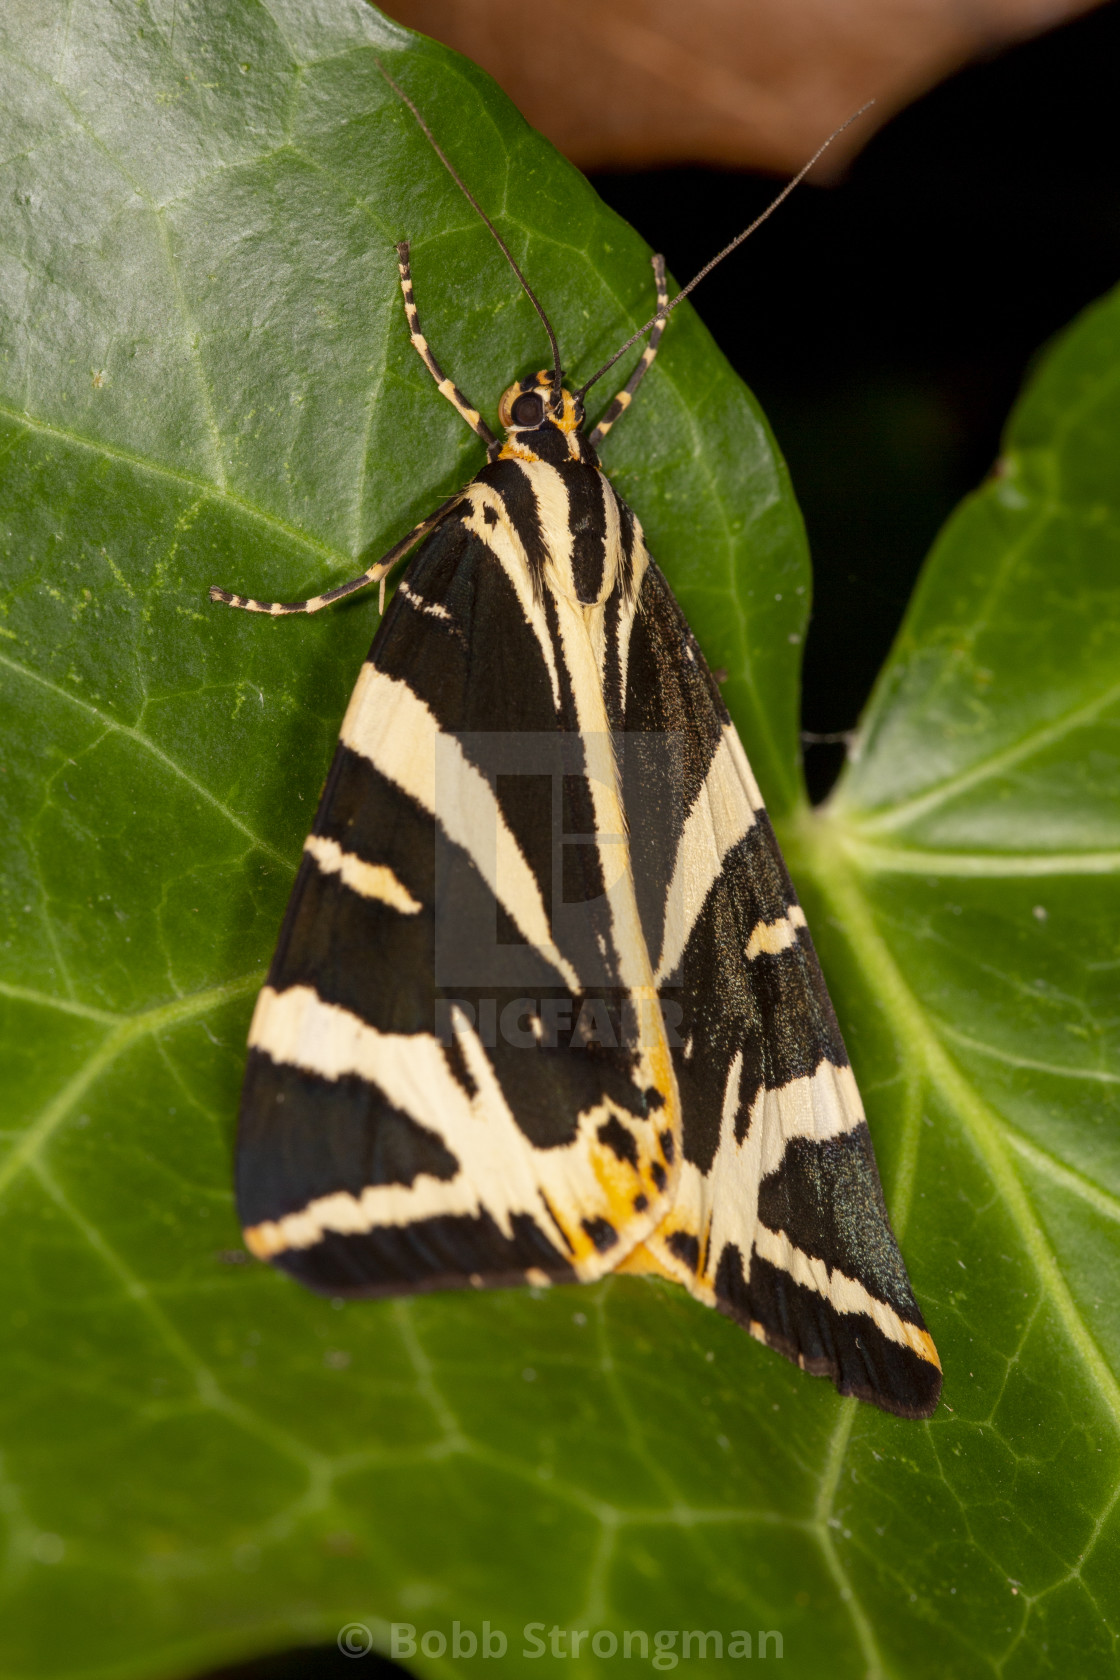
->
[617,557,942,1419]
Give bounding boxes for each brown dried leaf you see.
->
[380,0,1100,172]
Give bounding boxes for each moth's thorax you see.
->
[523,456,623,607]
[469,451,634,610]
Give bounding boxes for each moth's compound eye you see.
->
[510,391,545,428]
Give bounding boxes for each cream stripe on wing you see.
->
[244,989,670,1275]
[707,1063,867,1285]
[637,1059,866,1300]
[615,516,649,702]
[723,722,765,814]
[340,664,579,992]
[304,835,421,914]
[656,726,760,985]
[751,1225,940,1365]
[244,988,565,1252]
[460,485,561,710]
[397,579,452,623]
[745,904,807,960]
[248,1165,490,1255]
[546,580,654,997]
[516,458,573,596]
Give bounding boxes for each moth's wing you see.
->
[236,499,677,1298]
[617,558,942,1419]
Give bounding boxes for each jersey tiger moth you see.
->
[211,65,942,1421]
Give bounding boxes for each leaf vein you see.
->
[0,974,262,1201]
[850,673,1120,837]
[0,402,348,572]
[0,651,295,868]
[806,816,1120,1419]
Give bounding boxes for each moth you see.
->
[212,66,941,1420]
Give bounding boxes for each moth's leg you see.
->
[588,254,669,448]
[209,493,463,616]
[397,240,500,460]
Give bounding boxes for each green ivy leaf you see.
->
[0,3,1115,1677]
[787,285,1120,1675]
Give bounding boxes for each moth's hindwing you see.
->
[614,561,942,1419]
[236,485,680,1298]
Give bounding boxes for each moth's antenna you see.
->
[576,102,874,400]
[376,59,564,410]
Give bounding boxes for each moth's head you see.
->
[498,372,584,438]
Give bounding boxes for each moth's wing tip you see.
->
[837,1365,943,1421]
[741,1309,944,1421]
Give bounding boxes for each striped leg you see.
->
[589,255,669,448]
[209,494,463,616]
[397,241,500,460]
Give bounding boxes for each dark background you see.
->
[597,0,1120,801]
[202,3,1120,1675]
